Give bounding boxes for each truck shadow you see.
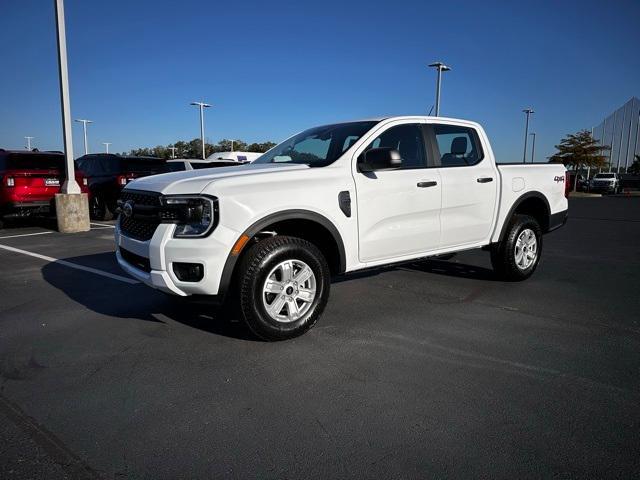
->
[40,253,257,341]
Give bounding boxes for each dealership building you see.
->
[592,97,640,172]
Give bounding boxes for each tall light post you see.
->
[231,139,235,152]
[102,142,111,153]
[169,146,177,159]
[190,101,211,159]
[522,108,534,163]
[54,0,88,232]
[529,132,536,163]
[25,136,34,150]
[75,118,92,155]
[428,62,451,117]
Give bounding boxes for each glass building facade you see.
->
[593,97,640,172]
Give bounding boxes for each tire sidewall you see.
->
[241,238,330,339]
[506,216,543,280]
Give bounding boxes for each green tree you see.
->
[628,154,640,175]
[549,130,610,190]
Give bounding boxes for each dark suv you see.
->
[0,149,88,228]
[76,154,175,220]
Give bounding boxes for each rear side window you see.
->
[363,124,427,169]
[432,124,484,167]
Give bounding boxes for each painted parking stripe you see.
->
[0,243,139,285]
[90,222,115,228]
[0,231,54,240]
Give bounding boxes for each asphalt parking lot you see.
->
[0,197,638,479]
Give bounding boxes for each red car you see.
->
[0,149,88,228]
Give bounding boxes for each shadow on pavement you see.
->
[41,252,257,341]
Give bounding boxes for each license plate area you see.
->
[45,178,60,186]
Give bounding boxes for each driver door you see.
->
[353,122,442,263]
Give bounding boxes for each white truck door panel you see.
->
[355,169,441,262]
[431,124,498,248]
[353,122,441,263]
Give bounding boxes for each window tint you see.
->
[433,124,483,167]
[0,153,64,171]
[363,124,427,169]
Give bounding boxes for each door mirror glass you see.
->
[359,147,403,172]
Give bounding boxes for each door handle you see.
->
[417,181,438,188]
[477,177,493,183]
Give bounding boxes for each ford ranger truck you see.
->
[114,116,568,340]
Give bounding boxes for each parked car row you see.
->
[0,149,263,227]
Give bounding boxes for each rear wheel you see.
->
[491,214,542,281]
[90,195,114,221]
[237,235,330,341]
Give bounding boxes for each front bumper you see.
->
[114,221,236,297]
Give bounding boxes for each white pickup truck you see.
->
[115,116,568,340]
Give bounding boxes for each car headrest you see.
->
[451,136,467,155]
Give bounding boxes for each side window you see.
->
[433,124,484,167]
[364,124,427,169]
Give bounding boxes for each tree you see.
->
[628,154,640,175]
[549,130,610,190]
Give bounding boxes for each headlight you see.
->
[161,195,217,238]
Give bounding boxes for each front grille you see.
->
[118,190,162,241]
[120,247,151,272]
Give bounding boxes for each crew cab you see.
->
[0,149,88,228]
[76,154,174,220]
[114,116,568,340]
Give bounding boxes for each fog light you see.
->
[173,262,204,282]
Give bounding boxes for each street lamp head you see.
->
[190,102,212,108]
[74,119,93,124]
[428,62,451,71]
[522,108,534,114]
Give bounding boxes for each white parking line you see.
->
[0,243,139,285]
[90,222,115,228]
[0,231,54,240]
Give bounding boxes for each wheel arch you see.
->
[497,191,551,242]
[217,209,346,301]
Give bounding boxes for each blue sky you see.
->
[1,0,639,161]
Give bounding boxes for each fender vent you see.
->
[338,191,351,217]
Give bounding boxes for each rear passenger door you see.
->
[428,123,498,248]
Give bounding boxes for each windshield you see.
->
[254,121,379,167]
[595,174,615,179]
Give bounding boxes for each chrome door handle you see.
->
[417,181,438,188]
[477,177,493,183]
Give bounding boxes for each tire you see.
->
[490,214,542,281]
[90,195,113,221]
[237,235,330,341]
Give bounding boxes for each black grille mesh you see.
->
[119,190,162,241]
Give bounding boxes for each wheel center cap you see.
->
[286,286,294,295]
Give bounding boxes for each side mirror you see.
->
[358,148,402,172]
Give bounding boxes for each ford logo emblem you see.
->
[123,200,134,218]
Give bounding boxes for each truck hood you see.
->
[124,163,310,195]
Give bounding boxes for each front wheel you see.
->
[237,235,330,341]
[490,214,542,281]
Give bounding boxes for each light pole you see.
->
[75,119,92,155]
[522,108,534,163]
[529,132,536,163]
[190,101,211,159]
[231,139,234,152]
[54,0,88,232]
[25,136,34,150]
[102,142,111,153]
[428,62,451,117]
[169,146,177,159]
